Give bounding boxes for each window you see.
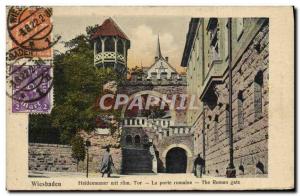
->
[238,91,244,130]
[104,37,115,52]
[134,135,141,144]
[126,135,133,145]
[236,18,244,41]
[254,71,263,119]
[208,18,220,62]
[214,115,219,143]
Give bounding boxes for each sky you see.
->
[52,7,190,73]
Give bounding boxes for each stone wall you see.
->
[29,143,77,172]
[29,130,123,174]
[77,130,122,173]
[231,22,269,177]
[192,21,269,177]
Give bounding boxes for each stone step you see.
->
[122,148,153,173]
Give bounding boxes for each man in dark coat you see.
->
[193,154,205,178]
[100,146,114,177]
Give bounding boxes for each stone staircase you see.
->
[122,148,153,174]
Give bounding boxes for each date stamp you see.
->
[7,6,60,56]
[6,6,58,113]
[11,63,53,113]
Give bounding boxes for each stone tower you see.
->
[92,17,130,75]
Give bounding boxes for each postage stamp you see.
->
[11,63,53,113]
[7,6,57,53]
[5,6,294,191]
[6,6,57,113]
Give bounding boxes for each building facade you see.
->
[119,36,194,174]
[181,18,269,177]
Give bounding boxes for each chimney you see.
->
[165,56,169,62]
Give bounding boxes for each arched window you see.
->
[143,135,149,144]
[117,39,124,54]
[214,115,219,143]
[254,71,263,119]
[239,165,245,175]
[256,161,265,174]
[134,135,141,144]
[125,135,132,145]
[238,91,244,130]
[104,37,115,52]
[96,39,102,53]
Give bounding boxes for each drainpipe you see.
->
[226,18,236,178]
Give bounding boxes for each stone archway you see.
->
[162,144,193,173]
[121,90,169,118]
[166,147,187,173]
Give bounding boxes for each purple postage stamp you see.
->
[11,64,53,113]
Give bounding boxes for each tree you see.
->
[29,24,122,144]
[71,135,86,172]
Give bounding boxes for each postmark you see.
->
[7,6,60,54]
[11,62,53,113]
[6,6,57,113]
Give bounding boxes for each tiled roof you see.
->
[92,17,129,40]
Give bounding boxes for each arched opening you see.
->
[96,39,102,53]
[134,135,141,144]
[125,135,132,145]
[166,147,187,173]
[123,93,170,119]
[105,37,115,52]
[143,135,149,144]
[256,161,265,174]
[239,165,245,175]
[117,39,124,54]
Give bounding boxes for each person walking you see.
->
[193,154,205,178]
[100,146,114,177]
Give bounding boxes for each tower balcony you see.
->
[94,52,126,65]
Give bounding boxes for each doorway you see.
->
[166,147,187,173]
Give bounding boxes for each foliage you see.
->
[29,24,122,144]
[130,66,144,76]
[70,135,86,171]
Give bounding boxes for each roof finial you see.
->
[155,34,162,60]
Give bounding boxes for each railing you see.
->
[94,52,125,64]
[122,117,192,139]
[122,117,173,128]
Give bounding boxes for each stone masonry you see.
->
[29,143,77,172]
[192,20,269,177]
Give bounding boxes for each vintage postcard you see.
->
[6,6,294,191]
